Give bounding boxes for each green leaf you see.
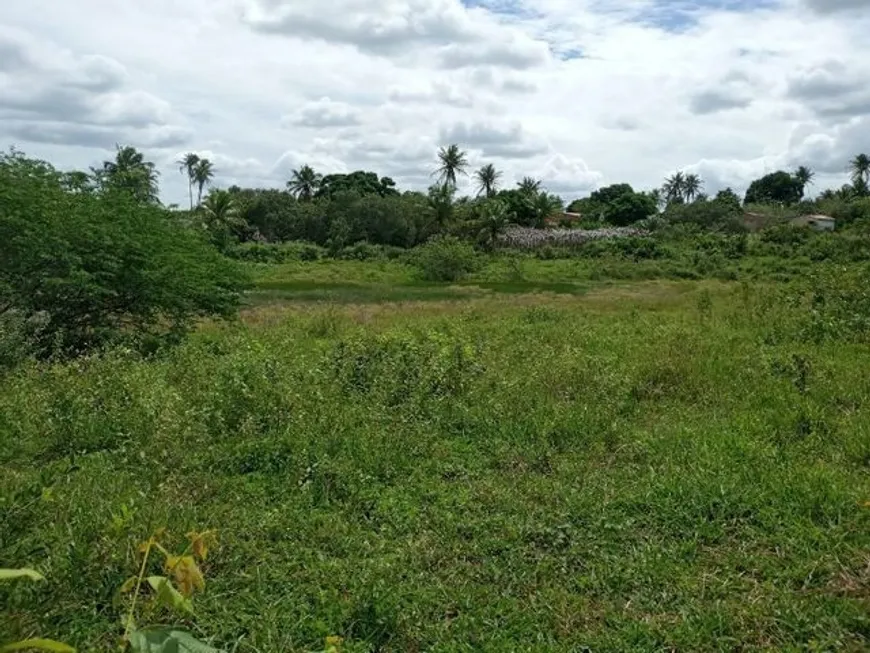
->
[128,628,224,653]
[0,568,45,582]
[146,577,194,616]
[0,639,76,652]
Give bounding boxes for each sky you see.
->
[1,0,869,205]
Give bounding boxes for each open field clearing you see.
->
[3,269,869,651]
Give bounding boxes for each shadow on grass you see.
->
[248,279,593,305]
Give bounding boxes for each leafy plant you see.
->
[0,569,75,652]
[413,235,478,282]
[119,529,221,652]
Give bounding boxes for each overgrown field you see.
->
[2,265,870,651]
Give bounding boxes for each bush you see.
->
[0,151,250,357]
[227,241,325,263]
[413,235,479,282]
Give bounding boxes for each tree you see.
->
[95,145,159,204]
[794,165,815,198]
[850,153,870,187]
[193,159,215,207]
[646,188,664,212]
[476,200,511,247]
[527,192,563,227]
[714,188,742,214]
[0,150,248,356]
[684,174,703,203]
[662,172,686,205]
[428,183,456,225]
[200,189,243,250]
[435,144,468,188]
[744,171,803,205]
[517,177,542,195]
[316,171,398,199]
[603,191,656,226]
[287,165,322,201]
[474,164,501,198]
[60,170,95,194]
[178,153,200,210]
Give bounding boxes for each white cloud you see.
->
[0,0,869,205]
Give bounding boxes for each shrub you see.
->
[413,235,479,282]
[0,151,250,357]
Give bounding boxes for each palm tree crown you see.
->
[287,165,322,201]
[98,144,159,204]
[475,164,501,198]
[178,152,200,210]
[435,144,469,188]
[683,173,703,203]
[517,177,542,194]
[850,154,870,186]
[193,158,215,207]
[663,171,686,204]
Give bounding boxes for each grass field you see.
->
[2,259,870,651]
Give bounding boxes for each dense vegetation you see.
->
[2,143,870,651]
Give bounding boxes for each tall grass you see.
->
[2,275,869,650]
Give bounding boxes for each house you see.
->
[790,214,835,232]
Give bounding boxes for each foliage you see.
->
[0,150,249,355]
[316,171,398,200]
[1,569,74,651]
[178,153,201,211]
[287,165,322,201]
[93,145,160,205]
[192,159,215,207]
[413,235,478,281]
[664,194,745,232]
[199,189,243,251]
[474,164,502,198]
[117,528,221,652]
[744,171,803,205]
[603,190,657,226]
[3,272,870,649]
[435,144,468,188]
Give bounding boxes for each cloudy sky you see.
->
[1,0,869,205]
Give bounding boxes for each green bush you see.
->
[0,151,249,357]
[413,235,479,282]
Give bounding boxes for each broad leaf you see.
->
[0,639,75,652]
[146,577,194,616]
[128,628,224,653]
[0,568,45,582]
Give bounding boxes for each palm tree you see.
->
[818,189,836,201]
[427,182,456,225]
[60,170,94,194]
[849,153,870,186]
[474,164,501,198]
[478,200,511,247]
[662,171,686,205]
[193,158,214,207]
[287,165,322,201]
[794,165,815,198]
[853,176,870,198]
[178,152,200,210]
[435,144,468,188]
[684,173,703,202]
[96,144,159,204]
[517,177,542,194]
[527,192,562,227]
[200,189,243,247]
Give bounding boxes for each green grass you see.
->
[2,264,870,651]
